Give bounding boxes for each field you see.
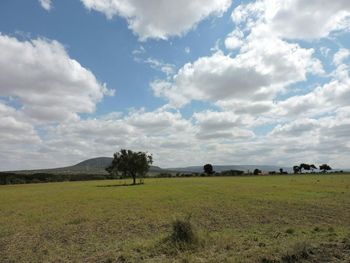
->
[1,175,350,262]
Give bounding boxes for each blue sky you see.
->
[1,0,350,170]
[1,0,236,114]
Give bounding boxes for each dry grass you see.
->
[0,174,349,262]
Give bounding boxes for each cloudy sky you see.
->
[1,0,350,170]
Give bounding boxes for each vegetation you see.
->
[170,217,198,245]
[293,163,332,174]
[1,175,349,262]
[106,149,153,185]
[293,165,300,174]
[203,163,214,175]
[320,164,332,173]
[0,172,111,185]
[220,169,244,176]
[253,168,262,175]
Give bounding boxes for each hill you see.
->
[10,157,326,175]
[9,157,166,175]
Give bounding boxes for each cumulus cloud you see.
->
[333,48,350,66]
[224,29,244,50]
[231,0,350,40]
[80,0,232,40]
[3,1,350,170]
[33,109,197,169]
[275,50,350,118]
[0,34,114,123]
[0,102,40,145]
[39,0,52,11]
[193,111,255,140]
[153,36,322,107]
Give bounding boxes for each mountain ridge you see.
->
[5,157,297,174]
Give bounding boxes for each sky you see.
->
[1,0,350,170]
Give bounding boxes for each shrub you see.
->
[286,228,295,234]
[171,217,197,244]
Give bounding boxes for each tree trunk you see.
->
[132,175,136,185]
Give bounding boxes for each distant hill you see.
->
[9,157,316,175]
[9,157,166,175]
[169,165,293,174]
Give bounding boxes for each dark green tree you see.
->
[299,163,311,173]
[253,169,262,175]
[293,165,300,174]
[319,164,332,173]
[310,164,317,173]
[203,164,214,175]
[106,149,153,185]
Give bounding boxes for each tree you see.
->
[203,164,214,175]
[293,165,300,174]
[310,164,317,173]
[319,164,332,173]
[253,169,262,175]
[299,163,311,173]
[279,168,284,174]
[106,149,153,185]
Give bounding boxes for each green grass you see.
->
[1,175,350,262]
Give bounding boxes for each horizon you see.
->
[1,0,350,170]
[2,155,346,173]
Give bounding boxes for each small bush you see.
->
[171,218,197,244]
[313,226,322,232]
[286,228,295,234]
[281,242,310,263]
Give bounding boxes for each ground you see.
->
[0,175,349,262]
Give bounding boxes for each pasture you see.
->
[0,175,349,262]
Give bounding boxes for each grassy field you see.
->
[1,175,350,262]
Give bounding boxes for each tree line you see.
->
[0,172,116,185]
[293,163,332,174]
[0,149,342,185]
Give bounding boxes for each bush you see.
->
[286,228,295,234]
[171,217,197,244]
[220,170,244,176]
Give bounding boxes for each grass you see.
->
[0,174,350,262]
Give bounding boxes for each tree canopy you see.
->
[203,164,214,175]
[106,149,153,184]
[319,164,332,173]
[253,169,262,175]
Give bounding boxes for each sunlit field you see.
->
[1,175,350,262]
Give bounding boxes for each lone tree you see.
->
[203,164,214,175]
[319,164,332,173]
[106,149,153,185]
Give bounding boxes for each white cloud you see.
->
[153,36,322,107]
[275,50,350,118]
[39,0,52,11]
[0,34,114,123]
[193,111,255,140]
[143,58,175,76]
[224,29,244,50]
[2,103,350,170]
[231,0,350,40]
[333,48,350,66]
[3,1,350,170]
[80,0,232,40]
